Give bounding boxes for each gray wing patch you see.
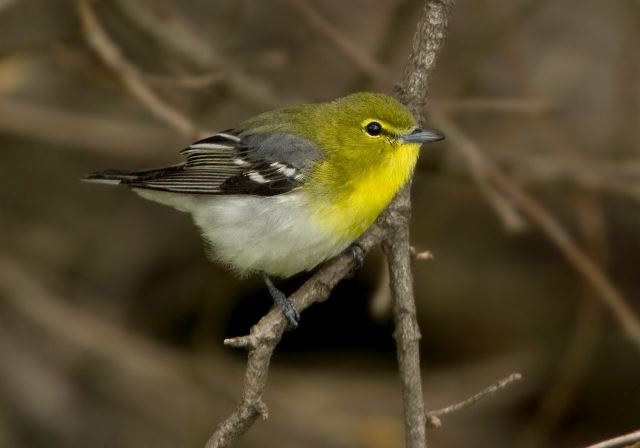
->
[105,131,322,196]
[238,132,322,170]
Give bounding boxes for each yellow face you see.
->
[303,92,444,239]
[307,93,443,162]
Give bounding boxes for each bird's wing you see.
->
[86,131,322,196]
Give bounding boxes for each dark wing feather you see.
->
[85,130,322,196]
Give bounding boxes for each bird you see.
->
[84,92,444,328]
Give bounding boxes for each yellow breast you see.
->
[308,144,420,240]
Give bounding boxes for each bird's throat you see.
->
[308,144,420,240]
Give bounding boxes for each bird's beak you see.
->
[401,127,445,144]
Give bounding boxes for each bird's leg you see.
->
[348,242,365,269]
[259,271,300,329]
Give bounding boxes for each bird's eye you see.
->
[365,121,382,136]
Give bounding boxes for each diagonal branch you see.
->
[205,226,386,448]
[426,372,523,428]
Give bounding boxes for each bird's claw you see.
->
[281,299,300,330]
[270,288,299,329]
[348,242,365,269]
[260,271,300,330]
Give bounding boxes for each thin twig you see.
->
[369,246,434,324]
[582,429,640,448]
[431,109,640,351]
[426,372,523,428]
[77,0,203,139]
[410,246,434,260]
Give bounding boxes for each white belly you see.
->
[135,189,351,277]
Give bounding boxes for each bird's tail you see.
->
[82,165,183,186]
[83,166,196,213]
[83,170,138,185]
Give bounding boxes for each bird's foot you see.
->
[260,271,300,329]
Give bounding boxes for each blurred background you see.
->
[1,0,639,447]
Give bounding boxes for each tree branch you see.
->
[387,2,454,446]
[426,372,523,428]
[395,0,455,118]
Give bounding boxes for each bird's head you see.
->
[308,92,443,160]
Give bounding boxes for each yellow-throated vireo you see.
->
[85,92,444,327]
